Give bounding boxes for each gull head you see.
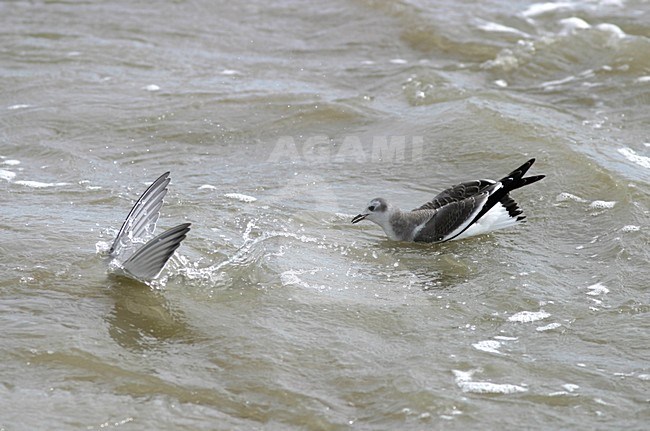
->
[351,197,391,225]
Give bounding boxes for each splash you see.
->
[95,241,111,255]
[280,269,325,290]
[174,219,318,285]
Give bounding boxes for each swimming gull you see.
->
[351,158,544,243]
[109,172,190,281]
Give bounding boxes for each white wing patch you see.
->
[440,183,503,241]
[454,200,522,241]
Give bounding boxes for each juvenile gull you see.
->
[351,159,544,243]
[109,172,191,281]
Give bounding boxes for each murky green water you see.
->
[1,0,649,429]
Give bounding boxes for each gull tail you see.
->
[495,160,544,225]
[121,223,191,281]
[499,158,545,193]
[450,159,544,241]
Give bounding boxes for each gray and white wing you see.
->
[110,172,170,257]
[415,180,494,211]
[121,223,191,281]
[413,192,489,243]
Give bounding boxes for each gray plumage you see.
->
[109,172,191,281]
[121,222,191,280]
[351,159,544,243]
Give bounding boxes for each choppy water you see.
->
[1,0,649,429]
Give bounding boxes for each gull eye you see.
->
[368,205,376,212]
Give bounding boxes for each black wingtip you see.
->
[522,174,545,186]
[502,158,536,182]
[501,195,524,219]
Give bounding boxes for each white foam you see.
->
[559,17,591,35]
[280,270,307,287]
[621,225,640,232]
[637,76,650,83]
[143,84,160,92]
[0,169,16,181]
[224,193,257,203]
[7,104,30,110]
[481,50,520,72]
[585,283,609,296]
[508,310,551,323]
[493,335,518,341]
[562,383,580,392]
[541,75,576,89]
[618,147,650,169]
[522,2,573,18]
[389,59,408,64]
[14,180,70,188]
[536,322,562,332]
[595,23,626,38]
[589,200,616,209]
[638,374,650,381]
[221,69,241,76]
[494,79,508,88]
[457,381,527,394]
[472,340,503,354]
[477,21,529,37]
[556,192,587,203]
[2,159,20,166]
[453,370,528,394]
[198,184,217,190]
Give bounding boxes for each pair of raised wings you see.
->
[109,172,190,281]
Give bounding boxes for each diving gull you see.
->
[109,172,190,281]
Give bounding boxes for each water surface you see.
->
[1,0,649,429]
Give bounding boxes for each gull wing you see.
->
[413,192,490,243]
[110,172,170,257]
[413,159,545,242]
[414,180,494,211]
[121,223,191,281]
